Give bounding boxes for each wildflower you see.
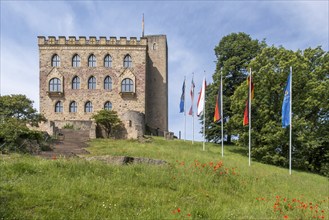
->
[187,213,191,217]
[177,208,181,213]
[283,215,289,219]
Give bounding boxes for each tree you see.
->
[92,110,122,138]
[0,94,46,153]
[205,32,265,143]
[230,46,329,176]
[0,94,45,126]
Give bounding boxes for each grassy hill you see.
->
[1,137,328,219]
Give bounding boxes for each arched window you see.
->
[55,101,63,112]
[69,101,77,113]
[85,101,93,112]
[104,55,112,68]
[72,76,80,89]
[72,54,81,67]
[49,78,61,92]
[52,54,60,67]
[104,76,112,90]
[88,76,96,89]
[104,101,112,110]
[123,55,132,68]
[153,43,157,50]
[121,78,134,92]
[88,54,96,67]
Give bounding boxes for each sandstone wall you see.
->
[39,36,147,124]
[145,35,168,132]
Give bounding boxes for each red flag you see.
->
[188,79,195,115]
[214,87,221,122]
[243,75,254,126]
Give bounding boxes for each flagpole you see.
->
[142,13,145,37]
[192,73,195,145]
[203,72,206,151]
[221,69,224,157]
[289,66,292,175]
[249,68,252,166]
[184,76,186,141]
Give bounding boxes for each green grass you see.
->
[1,137,328,219]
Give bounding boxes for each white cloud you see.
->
[0,38,39,109]
[3,1,76,36]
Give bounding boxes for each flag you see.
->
[282,72,291,128]
[197,78,206,116]
[214,86,221,122]
[179,80,185,113]
[243,100,249,126]
[188,79,195,115]
[243,75,254,126]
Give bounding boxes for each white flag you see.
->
[197,77,206,116]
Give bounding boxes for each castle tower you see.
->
[145,35,168,132]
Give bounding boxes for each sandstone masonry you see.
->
[38,35,168,139]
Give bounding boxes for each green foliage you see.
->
[0,139,328,219]
[206,33,328,176]
[0,95,46,153]
[0,94,45,127]
[206,32,265,143]
[63,123,74,129]
[92,110,122,138]
[230,46,329,175]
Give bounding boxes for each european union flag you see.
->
[282,72,291,128]
[179,80,185,113]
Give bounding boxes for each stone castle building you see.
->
[38,35,168,139]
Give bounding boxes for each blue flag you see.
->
[282,72,291,128]
[179,80,185,113]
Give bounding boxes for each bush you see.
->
[63,123,74,129]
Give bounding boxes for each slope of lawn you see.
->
[1,137,328,219]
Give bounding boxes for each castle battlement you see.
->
[38,36,147,46]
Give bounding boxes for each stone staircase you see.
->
[39,129,90,159]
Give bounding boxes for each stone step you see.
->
[39,129,90,159]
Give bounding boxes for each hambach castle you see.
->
[38,35,168,139]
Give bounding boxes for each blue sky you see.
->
[1,1,328,142]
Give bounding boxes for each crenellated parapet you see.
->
[38,36,147,46]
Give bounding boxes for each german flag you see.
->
[243,75,254,126]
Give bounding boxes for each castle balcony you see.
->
[119,92,136,98]
[47,91,64,98]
